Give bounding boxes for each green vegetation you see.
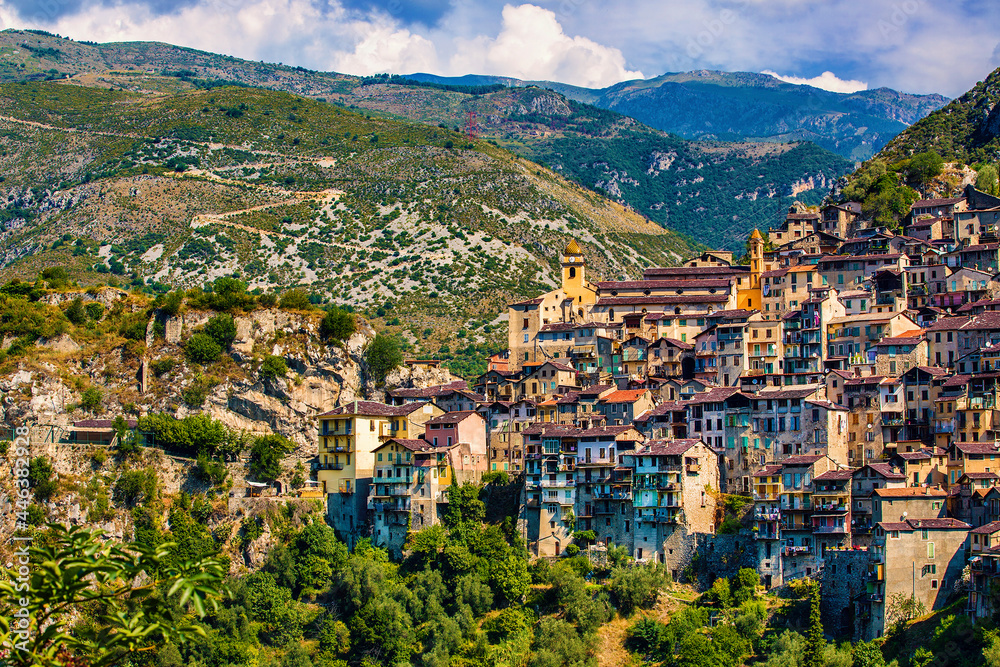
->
[248,434,293,482]
[27,456,57,502]
[319,306,356,342]
[365,333,403,383]
[259,354,288,380]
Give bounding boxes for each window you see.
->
[927,542,935,558]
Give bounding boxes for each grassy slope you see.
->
[0,78,700,371]
[0,30,852,251]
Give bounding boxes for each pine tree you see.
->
[803,580,824,667]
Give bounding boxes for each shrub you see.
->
[319,307,357,342]
[257,292,277,307]
[279,289,313,310]
[158,290,184,316]
[91,449,107,467]
[151,358,175,376]
[185,333,222,364]
[195,454,229,486]
[114,468,159,507]
[80,386,103,413]
[205,313,237,350]
[28,456,57,502]
[84,301,104,320]
[0,440,10,455]
[65,297,86,325]
[26,504,46,526]
[260,354,288,380]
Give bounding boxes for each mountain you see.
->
[0,30,854,251]
[874,65,1000,164]
[407,70,950,162]
[0,42,705,369]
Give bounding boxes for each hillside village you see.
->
[291,182,1000,641]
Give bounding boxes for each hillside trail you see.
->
[0,112,363,250]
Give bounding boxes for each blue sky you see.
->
[1,0,997,96]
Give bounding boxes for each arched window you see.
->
[569,267,576,279]
[674,307,681,315]
[609,309,615,321]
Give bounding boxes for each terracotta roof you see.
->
[845,376,887,386]
[878,522,912,531]
[597,295,730,306]
[595,279,733,290]
[520,424,580,437]
[897,452,931,461]
[424,410,481,425]
[383,438,435,452]
[872,487,947,498]
[644,266,747,278]
[913,197,965,207]
[539,322,578,333]
[579,384,616,397]
[964,472,1000,480]
[906,518,970,530]
[972,521,1000,535]
[864,463,905,479]
[681,387,744,404]
[954,442,1000,455]
[753,386,823,399]
[638,438,705,456]
[600,389,648,404]
[652,336,694,350]
[510,297,543,307]
[556,392,581,405]
[576,425,640,438]
[320,401,414,417]
[814,469,854,481]
[753,465,784,477]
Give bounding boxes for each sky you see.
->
[1,0,998,96]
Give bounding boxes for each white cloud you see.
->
[332,27,438,76]
[448,4,644,87]
[761,70,868,94]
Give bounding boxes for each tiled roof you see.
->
[652,337,694,350]
[576,425,640,438]
[814,470,854,481]
[600,389,648,404]
[872,487,947,498]
[681,387,744,404]
[971,521,1000,535]
[753,386,823,399]
[595,279,733,290]
[964,472,1000,480]
[913,197,965,207]
[877,522,912,532]
[510,297,543,307]
[556,392,581,405]
[897,452,931,461]
[319,401,413,417]
[753,465,784,477]
[424,410,480,425]
[954,442,1000,455]
[389,381,469,399]
[638,438,705,456]
[864,463,905,479]
[383,438,435,451]
[579,384,616,397]
[596,295,730,306]
[906,518,971,530]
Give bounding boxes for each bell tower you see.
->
[562,238,585,292]
[738,229,765,310]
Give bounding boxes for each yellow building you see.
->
[737,229,764,311]
[316,400,443,543]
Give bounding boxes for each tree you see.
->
[260,354,288,380]
[249,434,293,482]
[885,592,927,630]
[609,565,667,616]
[803,581,824,667]
[978,164,1000,196]
[185,332,222,364]
[908,151,945,184]
[279,289,313,310]
[205,313,237,350]
[27,456,57,502]
[852,640,886,667]
[0,524,226,667]
[320,307,357,342]
[158,290,184,317]
[80,386,103,413]
[732,567,760,605]
[65,297,86,325]
[490,554,530,605]
[364,334,403,383]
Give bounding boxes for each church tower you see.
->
[560,239,596,321]
[738,229,765,311]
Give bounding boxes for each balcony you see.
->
[813,525,848,534]
[783,545,811,557]
[539,479,576,488]
[314,462,345,470]
[755,510,781,521]
[755,530,780,540]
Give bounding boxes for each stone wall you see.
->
[821,549,872,640]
